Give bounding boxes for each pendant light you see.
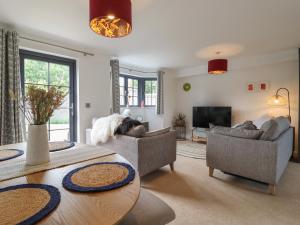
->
[89,0,132,38]
[208,52,228,75]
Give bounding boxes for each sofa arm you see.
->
[207,133,277,184]
[274,127,293,183]
[101,135,139,170]
[136,131,177,176]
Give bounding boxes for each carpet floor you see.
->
[121,156,300,225]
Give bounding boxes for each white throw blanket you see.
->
[91,114,125,145]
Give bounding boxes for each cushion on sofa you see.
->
[211,126,263,139]
[253,115,274,129]
[234,120,257,130]
[143,127,171,137]
[260,116,290,141]
[259,119,277,140]
[126,125,146,138]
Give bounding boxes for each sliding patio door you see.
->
[20,50,77,142]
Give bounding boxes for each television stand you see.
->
[192,128,209,144]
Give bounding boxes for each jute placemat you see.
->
[49,141,75,152]
[0,184,60,225]
[0,149,24,162]
[63,162,135,192]
[0,144,115,182]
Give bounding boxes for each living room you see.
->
[0,0,299,225]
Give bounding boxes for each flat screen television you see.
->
[193,107,232,128]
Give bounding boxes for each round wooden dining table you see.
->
[0,152,141,225]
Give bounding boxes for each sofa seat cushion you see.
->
[211,126,263,139]
[144,127,171,137]
[260,116,290,141]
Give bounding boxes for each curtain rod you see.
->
[20,36,95,56]
[120,66,157,74]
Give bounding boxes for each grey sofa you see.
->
[207,127,293,194]
[101,130,177,177]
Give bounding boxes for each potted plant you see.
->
[20,85,66,165]
[173,113,186,127]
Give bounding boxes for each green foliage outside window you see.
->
[145,80,157,94]
[25,59,69,87]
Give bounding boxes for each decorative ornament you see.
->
[183,83,191,92]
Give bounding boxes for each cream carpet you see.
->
[121,156,300,225]
[177,141,206,159]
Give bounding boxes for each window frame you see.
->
[19,49,77,142]
[119,74,157,108]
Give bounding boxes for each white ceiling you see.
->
[0,0,299,69]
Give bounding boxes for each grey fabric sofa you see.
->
[207,127,293,194]
[100,130,177,177]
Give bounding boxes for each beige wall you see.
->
[176,61,299,149]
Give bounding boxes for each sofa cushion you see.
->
[259,119,277,140]
[144,127,171,137]
[126,125,146,138]
[260,117,290,141]
[211,126,263,139]
[114,117,142,135]
[253,115,274,129]
[234,120,257,130]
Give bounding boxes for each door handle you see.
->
[70,103,74,117]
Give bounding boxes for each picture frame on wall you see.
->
[247,82,257,92]
[258,81,269,92]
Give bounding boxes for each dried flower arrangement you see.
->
[20,85,67,125]
[173,113,186,127]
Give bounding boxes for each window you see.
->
[119,75,157,107]
[127,77,139,106]
[119,76,125,106]
[144,79,157,106]
[20,50,77,142]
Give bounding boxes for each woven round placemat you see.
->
[49,141,75,152]
[0,149,24,162]
[63,162,136,192]
[0,184,60,225]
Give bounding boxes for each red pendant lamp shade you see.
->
[208,59,228,75]
[89,0,132,38]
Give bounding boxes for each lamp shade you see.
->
[267,95,288,106]
[89,0,132,38]
[208,59,228,75]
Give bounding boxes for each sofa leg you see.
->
[268,184,276,195]
[169,162,174,171]
[209,167,214,177]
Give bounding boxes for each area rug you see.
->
[63,162,135,192]
[176,141,206,160]
[0,184,60,225]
